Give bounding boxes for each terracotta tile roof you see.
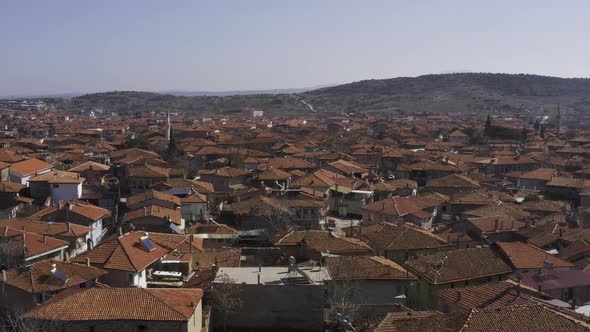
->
[198,167,250,178]
[128,164,170,178]
[373,179,418,192]
[276,230,371,255]
[546,177,590,189]
[0,149,26,163]
[405,247,512,285]
[0,226,69,259]
[231,196,292,216]
[496,241,574,270]
[267,156,314,170]
[326,159,369,174]
[257,167,292,181]
[187,223,237,235]
[346,222,448,251]
[29,170,85,184]
[1,259,106,293]
[31,200,111,222]
[426,174,480,188]
[126,189,181,207]
[22,287,203,321]
[460,304,590,332]
[362,193,448,218]
[181,192,207,203]
[0,181,25,193]
[9,158,53,176]
[122,204,182,225]
[325,256,416,280]
[467,216,526,234]
[0,219,90,238]
[71,231,187,272]
[152,178,214,194]
[67,161,110,172]
[375,304,590,332]
[559,240,590,261]
[520,200,570,213]
[463,203,531,221]
[504,168,556,181]
[434,281,533,310]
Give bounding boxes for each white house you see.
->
[8,158,53,186]
[28,170,85,203]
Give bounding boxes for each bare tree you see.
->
[324,256,364,324]
[0,236,25,268]
[256,198,293,237]
[209,273,242,332]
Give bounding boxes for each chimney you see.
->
[43,235,47,244]
[559,228,563,238]
[117,227,123,236]
[494,218,499,231]
[456,290,461,302]
[144,206,148,216]
[515,284,521,297]
[86,257,91,267]
[257,273,261,285]
[189,235,193,253]
[67,222,72,233]
[571,299,577,310]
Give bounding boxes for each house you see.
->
[466,216,527,243]
[212,266,328,331]
[404,247,513,309]
[517,269,590,306]
[0,259,106,315]
[371,303,589,332]
[343,222,450,262]
[0,181,26,218]
[127,164,170,194]
[28,170,85,202]
[0,161,9,181]
[126,189,181,211]
[373,179,417,200]
[361,193,448,229]
[434,280,548,313]
[496,241,575,273]
[8,158,53,186]
[22,288,204,332]
[0,226,69,266]
[474,156,539,176]
[324,159,370,179]
[68,161,110,186]
[275,230,371,261]
[0,219,91,259]
[504,168,556,191]
[31,200,112,248]
[122,204,184,234]
[71,231,190,288]
[324,255,416,307]
[448,129,469,144]
[181,190,209,222]
[198,167,252,193]
[424,174,480,195]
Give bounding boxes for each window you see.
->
[128,273,135,284]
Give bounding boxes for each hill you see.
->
[55,73,590,115]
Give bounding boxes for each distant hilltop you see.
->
[9,73,590,114]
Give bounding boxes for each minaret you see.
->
[166,111,171,142]
[556,104,561,137]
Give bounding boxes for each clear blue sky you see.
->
[1,0,589,96]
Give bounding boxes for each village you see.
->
[0,105,588,331]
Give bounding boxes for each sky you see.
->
[1,0,590,96]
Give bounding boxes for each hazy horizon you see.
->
[2,0,590,96]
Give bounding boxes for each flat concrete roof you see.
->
[215,266,331,285]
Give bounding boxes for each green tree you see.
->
[124,135,151,150]
[166,134,178,160]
